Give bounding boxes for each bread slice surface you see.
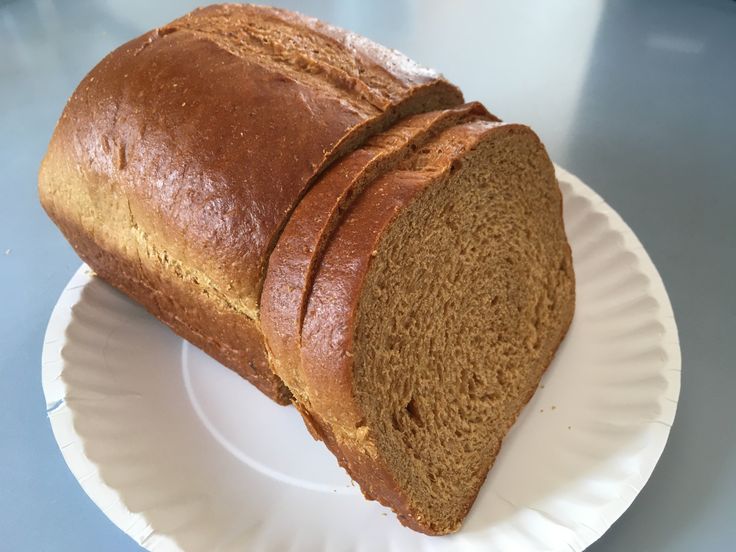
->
[299,120,575,533]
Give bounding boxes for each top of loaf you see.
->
[170,4,446,108]
[41,3,462,318]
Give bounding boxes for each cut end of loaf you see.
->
[352,125,575,534]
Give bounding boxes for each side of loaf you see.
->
[38,3,462,403]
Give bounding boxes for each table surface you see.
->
[2,0,734,550]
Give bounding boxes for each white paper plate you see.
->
[42,166,681,552]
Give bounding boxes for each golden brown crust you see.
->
[170,4,453,110]
[49,214,292,403]
[38,4,462,403]
[261,103,495,398]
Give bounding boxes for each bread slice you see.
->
[294,120,575,534]
[38,4,462,403]
[261,102,497,395]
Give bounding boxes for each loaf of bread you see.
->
[39,4,574,535]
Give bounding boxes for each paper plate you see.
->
[42,166,681,551]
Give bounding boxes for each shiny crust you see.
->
[261,103,496,398]
[39,4,462,403]
[172,4,451,109]
[298,122,572,533]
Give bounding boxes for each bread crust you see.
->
[53,214,289,401]
[298,122,575,533]
[38,4,462,403]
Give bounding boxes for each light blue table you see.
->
[2,0,734,550]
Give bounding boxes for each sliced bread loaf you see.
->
[39,5,575,533]
[295,121,575,533]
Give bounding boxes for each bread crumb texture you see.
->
[353,125,574,533]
